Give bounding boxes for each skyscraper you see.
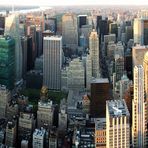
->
[4,14,23,82]
[62,13,78,53]
[89,30,100,78]
[106,100,130,148]
[43,36,62,90]
[0,36,15,89]
[133,16,148,46]
[132,65,147,147]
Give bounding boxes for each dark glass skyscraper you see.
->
[0,36,15,89]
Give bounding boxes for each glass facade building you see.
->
[0,36,15,89]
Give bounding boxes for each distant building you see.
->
[62,13,78,53]
[132,65,147,147]
[90,78,110,117]
[106,100,130,148]
[33,128,45,148]
[43,36,62,90]
[78,15,87,28]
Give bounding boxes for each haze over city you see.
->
[0,0,148,6]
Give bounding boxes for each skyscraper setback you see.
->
[43,36,62,90]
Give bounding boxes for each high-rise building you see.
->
[109,23,118,38]
[61,58,85,91]
[37,100,54,128]
[5,14,23,82]
[43,36,62,90]
[143,52,148,133]
[90,78,110,117]
[21,36,27,78]
[114,55,124,82]
[0,16,5,35]
[5,121,17,147]
[132,45,148,67]
[18,112,35,143]
[133,17,148,45]
[95,118,106,148]
[62,13,78,53]
[0,85,11,118]
[89,30,100,78]
[132,65,147,147]
[0,36,15,89]
[78,15,87,28]
[33,128,45,148]
[106,100,130,148]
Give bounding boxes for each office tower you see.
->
[0,36,15,89]
[89,30,100,78]
[107,41,116,61]
[143,51,148,142]
[82,95,90,114]
[27,36,34,70]
[86,54,92,90]
[27,25,37,61]
[100,19,109,39]
[125,26,133,43]
[134,16,148,45]
[44,16,57,33]
[90,78,110,117]
[5,14,23,82]
[78,15,87,28]
[21,36,27,78]
[109,22,118,38]
[132,65,147,147]
[43,36,62,90]
[18,112,35,143]
[61,58,85,91]
[0,85,11,118]
[5,121,17,147]
[62,13,78,53]
[104,34,116,45]
[0,16,5,35]
[33,128,45,148]
[132,45,148,67]
[95,118,106,148]
[106,100,130,148]
[96,15,102,33]
[80,25,92,48]
[79,34,86,51]
[36,29,43,56]
[115,55,124,82]
[58,107,67,131]
[49,128,58,148]
[119,73,131,100]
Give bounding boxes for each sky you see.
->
[0,0,148,6]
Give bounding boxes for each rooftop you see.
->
[107,99,129,117]
[33,128,45,137]
[91,78,109,84]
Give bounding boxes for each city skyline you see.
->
[0,0,148,6]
